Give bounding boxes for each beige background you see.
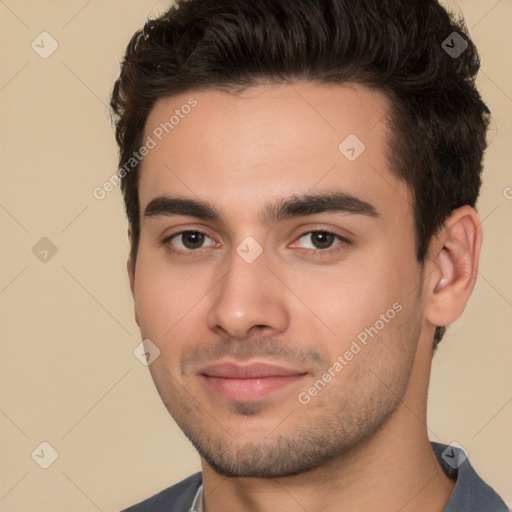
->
[0,0,510,510]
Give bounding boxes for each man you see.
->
[111,0,508,510]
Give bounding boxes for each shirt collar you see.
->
[189,483,204,512]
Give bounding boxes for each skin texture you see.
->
[128,83,482,511]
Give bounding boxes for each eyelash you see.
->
[160,229,350,257]
[297,231,350,256]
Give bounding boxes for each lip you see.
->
[198,361,308,402]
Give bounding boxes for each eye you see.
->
[293,230,348,253]
[163,230,217,252]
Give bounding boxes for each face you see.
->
[131,83,426,477]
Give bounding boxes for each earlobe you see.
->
[425,206,482,328]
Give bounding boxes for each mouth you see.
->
[198,361,308,402]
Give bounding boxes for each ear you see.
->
[127,228,136,295]
[127,256,136,297]
[424,206,482,328]
[127,228,139,326]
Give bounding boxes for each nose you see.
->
[206,249,290,340]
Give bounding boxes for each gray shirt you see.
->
[122,442,508,511]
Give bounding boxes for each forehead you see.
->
[138,82,411,222]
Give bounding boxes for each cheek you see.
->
[297,255,416,346]
[133,248,200,340]
[133,258,210,379]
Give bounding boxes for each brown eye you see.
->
[165,230,217,252]
[180,231,205,249]
[296,231,342,251]
[309,232,335,249]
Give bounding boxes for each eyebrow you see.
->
[143,191,379,224]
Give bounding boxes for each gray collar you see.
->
[189,483,204,512]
